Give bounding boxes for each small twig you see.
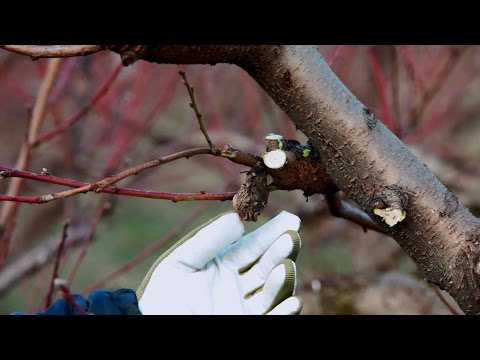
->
[67,202,108,284]
[34,63,123,146]
[325,192,388,235]
[432,284,460,315]
[179,71,217,153]
[0,160,236,204]
[44,220,70,309]
[0,45,104,59]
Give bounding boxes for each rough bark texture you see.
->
[5,45,480,313]
[242,46,480,314]
[233,168,269,221]
[268,139,338,197]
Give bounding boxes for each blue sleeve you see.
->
[11,288,142,315]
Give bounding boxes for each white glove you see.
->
[137,210,303,315]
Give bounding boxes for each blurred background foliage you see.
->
[1,45,479,314]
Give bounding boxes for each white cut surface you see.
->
[265,133,284,141]
[373,208,406,227]
[263,150,287,169]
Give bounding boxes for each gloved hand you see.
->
[137,211,303,315]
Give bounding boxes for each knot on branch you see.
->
[370,185,409,227]
[266,138,338,197]
[233,168,269,221]
[109,45,151,66]
[231,134,337,221]
[0,170,11,179]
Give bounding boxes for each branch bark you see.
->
[107,45,480,314]
[3,45,480,314]
[0,45,104,59]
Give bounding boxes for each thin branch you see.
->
[0,58,62,262]
[44,220,70,309]
[179,71,216,153]
[67,201,109,284]
[0,45,104,59]
[87,147,213,192]
[0,149,240,204]
[34,63,123,146]
[325,192,388,235]
[0,187,235,204]
[431,284,460,315]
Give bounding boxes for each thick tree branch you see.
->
[244,46,480,314]
[3,45,480,314]
[102,45,480,314]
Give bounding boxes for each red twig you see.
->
[0,187,235,204]
[34,63,123,146]
[67,202,109,284]
[0,143,246,205]
[368,47,396,133]
[44,220,70,309]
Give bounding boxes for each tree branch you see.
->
[0,45,104,59]
[3,45,480,314]
[179,71,216,153]
[44,220,70,309]
[102,45,480,314]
